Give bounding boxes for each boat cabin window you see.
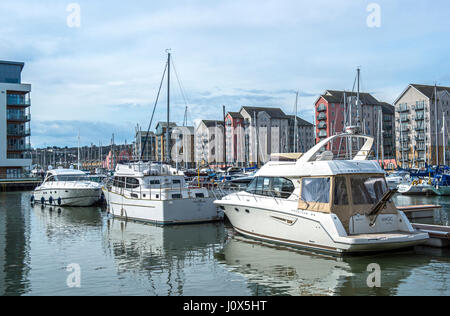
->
[147,179,160,186]
[350,176,388,205]
[334,177,349,205]
[246,177,295,199]
[126,177,140,189]
[113,176,126,188]
[54,175,88,182]
[301,178,330,204]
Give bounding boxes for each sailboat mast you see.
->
[443,111,446,166]
[166,51,171,164]
[435,84,439,165]
[294,91,298,152]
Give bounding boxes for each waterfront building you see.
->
[315,90,395,162]
[195,120,224,166]
[134,124,156,162]
[155,122,177,162]
[0,60,31,179]
[394,84,450,168]
[222,106,314,166]
[172,126,195,169]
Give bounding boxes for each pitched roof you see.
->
[227,112,244,119]
[394,84,450,104]
[321,90,380,105]
[289,116,314,127]
[155,122,177,128]
[201,120,224,128]
[410,84,450,98]
[241,106,287,119]
[379,102,395,115]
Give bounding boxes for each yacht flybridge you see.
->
[103,162,223,225]
[214,130,429,254]
[33,168,102,207]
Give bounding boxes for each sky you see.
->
[1,0,449,148]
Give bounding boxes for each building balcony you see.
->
[317,113,327,121]
[7,94,31,107]
[7,129,31,137]
[7,144,31,152]
[414,104,425,111]
[397,106,409,113]
[401,127,410,133]
[318,131,328,138]
[415,126,425,131]
[317,105,327,112]
[401,117,410,122]
[318,122,327,129]
[7,113,31,122]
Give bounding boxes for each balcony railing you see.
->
[318,131,327,138]
[317,113,327,121]
[7,144,31,151]
[414,104,425,111]
[7,129,31,137]
[318,122,327,129]
[397,105,409,112]
[400,116,410,122]
[7,94,31,107]
[415,126,425,131]
[317,105,327,112]
[7,113,31,122]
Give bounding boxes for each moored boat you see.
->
[33,168,102,207]
[214,129,429,255]
[103,162,223,225]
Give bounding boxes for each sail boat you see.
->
[103,51,223,224]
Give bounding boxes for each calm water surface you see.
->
[0,191,449,296]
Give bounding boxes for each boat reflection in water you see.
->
[103,219,227,296]
[219,233,435,296]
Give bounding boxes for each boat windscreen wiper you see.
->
[367,188,398,225]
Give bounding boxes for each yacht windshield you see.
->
[54,175,89,182]
[350,176,388,205]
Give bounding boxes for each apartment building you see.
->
[222,106,314,166]
[195,120,224,165]
[394,84,450,168]
[155,122,177,162]
[0,60,32,179]
[134,124,156,161]
[315,90,395,160]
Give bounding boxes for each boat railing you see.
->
[105,177,212,201]
[212,187,299,204]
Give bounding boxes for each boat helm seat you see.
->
[316,151,334,161]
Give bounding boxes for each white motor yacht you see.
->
[397,178,435,195]
[103,162,223,225]
[386,171,410,190]
[214,129,429,255]
[33,168,102,207]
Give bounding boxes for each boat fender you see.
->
[49,196,53,205]
[57,208,62,214]
[49,207,53,213]
[31,195,35,203]
[41,196,45,205]
[58,197,62,206]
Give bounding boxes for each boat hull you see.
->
[105,189,223,225]
[216,198,429,255]
[33,188,102,207]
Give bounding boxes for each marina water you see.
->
[0,191,449,296]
